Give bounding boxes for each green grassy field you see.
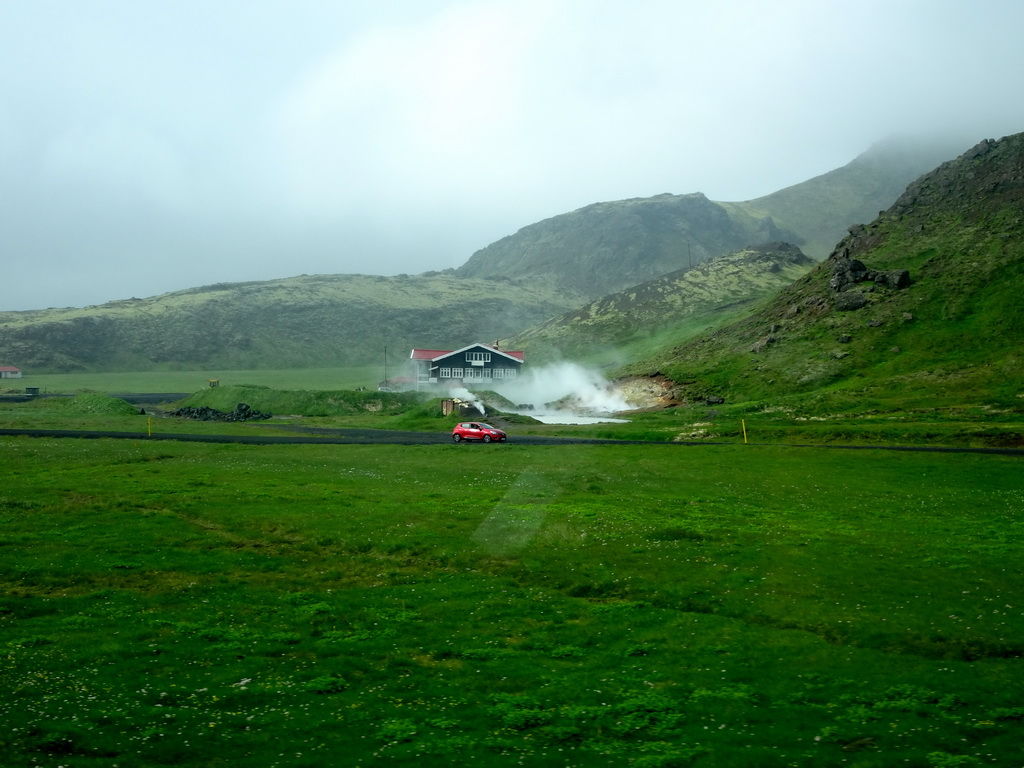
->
[1,429,1022,767]
[8,367,1024,449]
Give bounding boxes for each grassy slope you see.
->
[721,135,973,260]
[624,136,1024,416]
[6,367,384,394]
[0,273,574,373]
[1,437,1021,767]
[503,244,814,367]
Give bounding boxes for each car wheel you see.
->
[453,434,461,442]
[483,435,492,443]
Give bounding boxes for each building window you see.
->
[481,369,492,378]
[451,368,463,378]
[439,368,451,378]
[466,351,491,362]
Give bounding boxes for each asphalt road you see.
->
[1,426,1023,454]
[0,426,652,446]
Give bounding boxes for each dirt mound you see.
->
[613,374,683,409]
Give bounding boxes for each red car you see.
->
[452,422,507,443]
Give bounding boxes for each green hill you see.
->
[455,192,795,298]
[0,273,572,373]
[623,134,1024,414]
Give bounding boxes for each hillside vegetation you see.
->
[0,273,572,373]
[504,243,814,365]
[625,134,1024,415]
[723,134,973,260]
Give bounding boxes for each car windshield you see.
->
[477,424,496,430]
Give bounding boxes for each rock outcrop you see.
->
[172,403,272,422]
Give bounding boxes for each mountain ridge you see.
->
[454,191,799,298]
[454,135,968,300]
[0,135,978,374]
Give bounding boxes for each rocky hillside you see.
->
[503,243,814,363]
[0,273,571,373]
[626,133,1024,412]
[456,137,965,300]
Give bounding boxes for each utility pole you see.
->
[384,345,388,385]
[687,241,692,269]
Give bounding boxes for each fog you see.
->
[489,362,632,424]
[4,1,1024,311]
[447,386,486,416]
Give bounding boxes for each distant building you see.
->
[0,366,22,379]
[377,376,417,392]
[409,343,525,388]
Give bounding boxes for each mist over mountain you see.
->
[726,134,977,260]
[455,136,966,300]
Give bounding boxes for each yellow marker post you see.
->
[742,418,748,444]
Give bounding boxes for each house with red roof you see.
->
[0,366,22,379]
[409,343,524,388]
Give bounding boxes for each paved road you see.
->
[0,426,653,446]
[1,426,1023,454]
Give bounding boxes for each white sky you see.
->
[3,0,1024,310]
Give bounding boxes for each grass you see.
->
[535,306,758,372]
[0,271,575,373]
[1,430,1022,767]
[4,366,384,394]
[4,383,1024,449]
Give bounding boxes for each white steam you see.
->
[448,386,486,415]
[493,362,630,424]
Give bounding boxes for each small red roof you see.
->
[0,366,21,372]
[410,349,451,360]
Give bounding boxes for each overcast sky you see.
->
[3,0,1024,311]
